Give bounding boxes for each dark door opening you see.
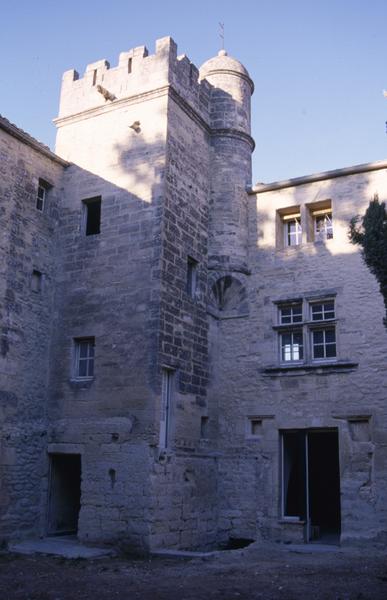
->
[47,453,81,535]
[308,431,341,541]
[282,430,341,543]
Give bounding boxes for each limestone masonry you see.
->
[1,37,387,550]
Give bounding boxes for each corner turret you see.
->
[200,50,254,274]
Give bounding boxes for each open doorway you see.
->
[47,453,81,536]
[281,429,341,543]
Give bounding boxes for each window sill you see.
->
[263,361,358,376]
[278,518,305,525]
[69,377,94,388]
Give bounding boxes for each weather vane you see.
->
[219,22,225,51]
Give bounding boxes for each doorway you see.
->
[47,453,81,535]
[281,429,341,543]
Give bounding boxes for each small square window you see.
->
[186,256,198,298]
[311,301,335,321]
[74,337,95,379]
[83,197,101,236]
[249,419,262,436]
[280,303,303,324]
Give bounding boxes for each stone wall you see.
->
[0,120,65,541]
[211,166,387,545]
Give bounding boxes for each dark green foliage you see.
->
[349,195,387,327]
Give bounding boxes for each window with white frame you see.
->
[276,297,337,364]
[36,179,50,212]
[73,337,95,379]
[283,214,302,247]
[313,209,333,241]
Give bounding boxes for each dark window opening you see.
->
[200,416,209,438]
[92,69,97,86]
[31,269,43,293]
[128,58,132,73]
[186,256,198,298]
[83,197,101,236]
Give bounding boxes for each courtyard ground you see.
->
[0,542,386,600]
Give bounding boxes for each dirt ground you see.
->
[0,543,386,600]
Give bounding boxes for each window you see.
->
[82,197,101,236]
[200,416,209,439]
[311,300,335,321]
[31,269,42,293]
[276,297,337,364]
[248,418,262,437]
[312,328,336,359]
[160,368,174,448]
[74,338,95,379]
[280,331,304,362]
[284,215,302,246]
[314,210,333,241]
[186,256,198,298]
[279,303,303,324]
[307,200,333,242]
[36,179,50,212]
[277,208,302,248]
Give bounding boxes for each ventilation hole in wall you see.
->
[108,468,116,489]
[111,433,119,442]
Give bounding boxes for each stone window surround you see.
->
[276,199,333,249]
[273,294,338,368]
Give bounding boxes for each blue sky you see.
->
[1,0,387,183]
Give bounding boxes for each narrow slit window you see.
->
[200,416,209,439]
[83,197,101,236]
[128,58,132,73]
[186,256,198,298]
[160,368,174,448]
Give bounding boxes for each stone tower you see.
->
[200,50,254,275]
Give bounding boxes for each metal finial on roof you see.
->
[219,22,225,52]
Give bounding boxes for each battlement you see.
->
[56,37,211,124]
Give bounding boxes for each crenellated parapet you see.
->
[56,36,211,125]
